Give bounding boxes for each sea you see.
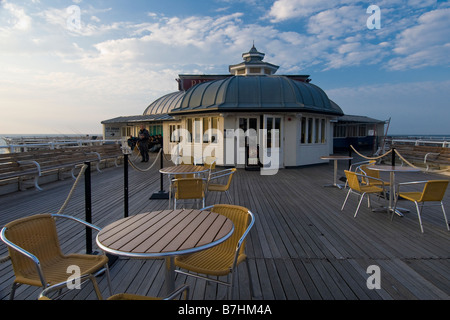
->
[0,134,103,154]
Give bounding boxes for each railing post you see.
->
[84,161,92,254]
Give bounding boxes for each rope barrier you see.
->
[393,149,419,169]
[351,144,449,174]
[394,149,450,174]
[58,164,88,214]
[350,145,392,160]
[127,148,162,172]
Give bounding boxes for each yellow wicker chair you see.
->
[393,180,449,233]
[39,282,189,300]
[172,178,207,209]
[0,213,112,300]
[358,164,390,187]
[207,168,236,204]
[341,170,388,217]
[174,204,255,299]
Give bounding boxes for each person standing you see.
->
[138,125,150,162]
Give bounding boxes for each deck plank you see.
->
[0,153,449,301]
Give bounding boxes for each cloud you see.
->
[0,1,32,31]
[267,0,334,22]
[388,8,450,69]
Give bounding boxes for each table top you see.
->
[96,209,234,258]
[368,165,421,172]
[159,164,208,175]
[321,155,353,160]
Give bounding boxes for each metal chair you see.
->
[38,282,189,301]
[39,281,189,300]
[207,168,236,203]
[0,213,112,300]
[393,180,449,233]
[172,178,207,209]
[344,160,375,189]
[174,204,255,299]
[341,170,388,217]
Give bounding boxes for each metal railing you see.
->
[386,138,450,148]
[0,139,121,154]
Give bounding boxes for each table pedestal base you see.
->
[324,183,346,189]
[372,206,409,217]
[150,191,169,200]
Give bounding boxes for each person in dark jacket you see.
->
[137,125,150,162]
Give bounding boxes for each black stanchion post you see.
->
[150,150,169,200]
[160,149,164,192]
[124,153,129,218]
[84,161,92,255]
[391,147,396,166]
[348,146,353,169]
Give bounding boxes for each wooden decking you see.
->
[0,152,449,301]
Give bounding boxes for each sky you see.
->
[0,0,449,135]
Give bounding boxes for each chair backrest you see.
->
[209,168,236,190]
[359,164,380,184]
[344,170,362,192]
[174,178,206,199]
[421,180,449,202]
[2,214,62,279]
[209,204,254,256]
[359,164,380,179]
[204,156,216,170]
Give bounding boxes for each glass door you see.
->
[263,115,283,169]
[237,117,259,167]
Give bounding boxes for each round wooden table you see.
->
[96,209,234,294]
[368,165,421,216]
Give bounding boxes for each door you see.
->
[262,115,283,170]
[237,117,258,167]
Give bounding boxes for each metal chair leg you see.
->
[9,282,18,300]
[441,202,449,231]
[415,201,424,233]
[341,189,352,211]
[354,193,366,218]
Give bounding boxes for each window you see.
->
[186,117,219,144]
[307,118,313,144]
[211,117,218,143]
[203,118,209,143]
[321,119,326,143]
[187,119,193,142]
[194,118,201,143]
[301,117,306,144]
[300,117,327,144]
[315,118,320,143]
[169,124,181,143]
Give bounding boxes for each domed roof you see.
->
[143,90,185,116]
[170,75,343,116]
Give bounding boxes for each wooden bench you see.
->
[0,144,124,194]
[391,144,450,171]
